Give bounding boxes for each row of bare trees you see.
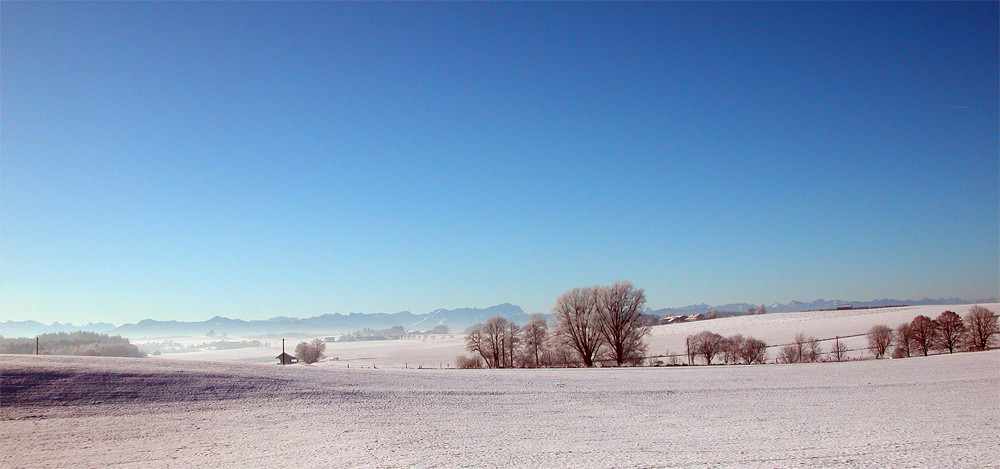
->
[686,331,768,365]
[463,281,652,368]
[687,306,997,366]
[867,305,998,359]
[463,313,575,368]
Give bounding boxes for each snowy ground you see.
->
[2,350,998,468]
[149,304,999,367]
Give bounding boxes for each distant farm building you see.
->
[659,315,687,325]
[276,352,298,365]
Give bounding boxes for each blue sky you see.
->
[2,2,997,325]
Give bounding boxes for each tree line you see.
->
[680,306,998,365]
[462,281,652,368]
[0,331,145,358]
[865,305,998,359]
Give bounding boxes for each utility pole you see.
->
[281,338,285,365]
[36,336,39,355]
[686,336,691,366]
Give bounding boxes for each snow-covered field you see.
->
[3,350,998,468]
[646,303,1000,361]
[151,304,999,367]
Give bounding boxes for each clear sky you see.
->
[2,2,997,325]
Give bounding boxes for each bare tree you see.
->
[866,325,894,358]
[831,337,847,362]
[690,331,724,365]
[465,323,489,366]
[805,337,823,363]
[521,313,548,367]
[501,320,521,368]
[964,305,999,350]
[294,338,326,364]
[909,315,937,357]
[738,336,767,364]
[933,310,965,354]
[789,333,809,363]
[595,281,650,366]
[722,334,744,364]
[893,322,913,358]
[781,333,820,363]
[553,287,603,367]
[756,304,768,315]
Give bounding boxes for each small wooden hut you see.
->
[276,352,298,365]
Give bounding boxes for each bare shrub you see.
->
[964,305,999,350]
[455,355,483,369]
[778,344,799,364]
[738,337,767,364]
[866,325,893,358]
[933,310,965,354]
[805,337,823,363]
[294,338,326,364]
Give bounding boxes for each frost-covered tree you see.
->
[294,338,325,364]
[521,313,548,367]
[465,316,520,368]
[964,305,999,350]
[866,325,894,358]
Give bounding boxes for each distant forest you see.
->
[0,331,145,358]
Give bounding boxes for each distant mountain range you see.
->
[0,303,530,339]
[2,297,995,339]
[646,297,998,316]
